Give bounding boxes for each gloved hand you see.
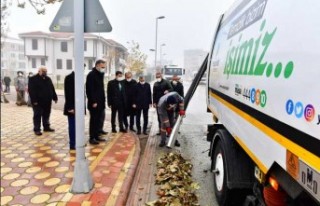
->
[179,110,186,116]
[166,127,172,135]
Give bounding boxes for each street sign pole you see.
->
[70,0,93,193]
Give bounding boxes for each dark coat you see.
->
[85,68,105,111]
[171,81,184,97]
[123,79,137,115]
[28,74,58,106]
[107,79,126,107]
[152,78,173,104]
[134,82,152,110]
[64,72,75,116]
[3,76,11,85]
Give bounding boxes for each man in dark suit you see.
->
[123,71,137,131]
[85,59,107,145]
[133,76,152,135]
[28,66,58,136]
[107,71,127,133]
[170,75,184,97]
[64,71,76,150]
[152,72,173,134]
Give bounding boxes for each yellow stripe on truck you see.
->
[210,91,320,172]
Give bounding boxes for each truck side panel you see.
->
[207,0,320,201]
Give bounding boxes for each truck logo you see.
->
[286,100,294,115]
[223,20,294,80]
[304,104,315,122]
[228,0,267,39]
[295,102,304,118]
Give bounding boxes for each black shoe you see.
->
[120,129,127,133]
[70,146,75,150]
[89,139,99,145]
[143,131,148,135]
[35,131,42,136]
[156,132,161,135]
[130,128,136,132]
[137,130,141,135]
[112,129,117,133]
[174,140,180,147]
[95,137,106,142]
[159,142,166,147]
[99,130,108,135]
[44,128,55,132]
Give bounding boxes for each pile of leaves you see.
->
[146,152,200,206]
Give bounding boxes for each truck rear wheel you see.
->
[212,140,229,205]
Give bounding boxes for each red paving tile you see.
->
[90,191,109,206]
[1,103,140,206]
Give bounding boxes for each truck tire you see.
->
[212,136,251,205]
[212,140,230,205]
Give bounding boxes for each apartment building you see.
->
[1,36,27,79]
[19,31,128,83]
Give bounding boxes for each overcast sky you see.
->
[7,0,235,66]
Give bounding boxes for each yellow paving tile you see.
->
[30,194,50,204]
[11,157,25,163]
[55,153,67,158]
[23,149,36,154]
[38,157,52,162]
[5,153,18,158]
[1,167,12,174]
[0,187,4,193]
[26,166,41,173]
[47,149,59,154]
[40,146,52,150]
[55,167,69,173]
[2,173,20,180]
[45,161,60,167]
[30,153,44,158]
[34,172,51,179]
[55,184,71,193]
[0,195,13,206]
[65,172,74,178]
[11,179,29,187]
[1,150,12,154]
[20,186,39,195]
[44,178,61,186]
[0,162,5,167]
[18,162,33,167]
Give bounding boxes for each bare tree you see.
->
[126,40,147,76]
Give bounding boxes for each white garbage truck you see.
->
[205,0,320,205]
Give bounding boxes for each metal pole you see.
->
[71,0,93,193]
[154,18,158,71]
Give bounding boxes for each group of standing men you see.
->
[27,58,186,150]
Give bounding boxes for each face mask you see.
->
[126,78,132,82]
[99,68,105,73]
[172,81,177,85]
[140,81,145,85]
[156,78,161,82]
[116,77,123,81]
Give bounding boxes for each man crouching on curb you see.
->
[157,91,185,147]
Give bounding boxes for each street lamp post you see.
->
[160,43,166,67]
[155,16,165,72]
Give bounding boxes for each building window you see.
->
[19,45,24,51]
[57,59,62,69]
[61,42,68,52]
[19,62,26,68]
[66,59,72,70]
[32,39,38,50]
[84,40,87,51]
[11,44,15,49]
[31,58,36,68]
[88,59,93,69]
[41,58,46,66]
[11,53,15,58]
[19,54,24,60]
